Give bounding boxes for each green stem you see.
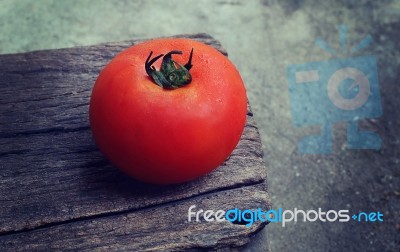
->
[145,49,193,89]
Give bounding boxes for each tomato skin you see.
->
[89,38,247,184]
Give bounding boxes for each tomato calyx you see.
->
[145,49,194,89]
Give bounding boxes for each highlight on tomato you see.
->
[89,38,247,184]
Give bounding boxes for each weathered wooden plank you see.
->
[0,34,269,250]
[0,184,270,252]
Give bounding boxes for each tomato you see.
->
[89,38,247,184]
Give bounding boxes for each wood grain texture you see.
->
[0,34,270,251]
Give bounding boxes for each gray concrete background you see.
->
[1,0,399,251]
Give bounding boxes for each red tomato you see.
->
[89,38,247,184]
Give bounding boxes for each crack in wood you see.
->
[0,181,267,238]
